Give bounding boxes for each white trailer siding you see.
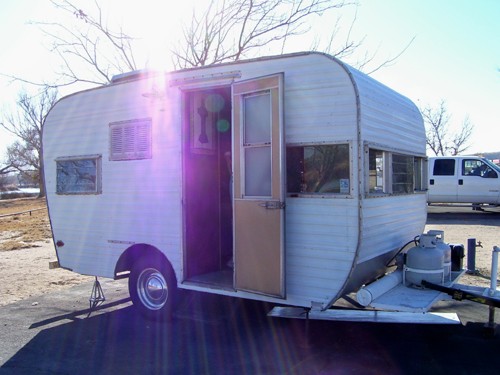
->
[285,198,358,304]
[44,77,184,277]
[337,64,426,296]
[351,67,425,153]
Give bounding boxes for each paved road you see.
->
[1,206,499,374]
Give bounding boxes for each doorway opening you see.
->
[183,86,233,289]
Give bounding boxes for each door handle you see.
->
[258,201,285,209]
[459,179,463,185]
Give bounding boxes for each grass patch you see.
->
[0,197,51,251]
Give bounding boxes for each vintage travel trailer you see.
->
[43,52,440,321]
[428,156,500,208]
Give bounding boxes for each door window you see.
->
[462,159,497,178]
[243,92,272,197]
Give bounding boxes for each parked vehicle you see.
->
[45,51,469,323]
[428,156,500,208]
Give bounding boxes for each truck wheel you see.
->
[128,255,177,321]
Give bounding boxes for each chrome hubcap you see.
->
[137,268,168,310]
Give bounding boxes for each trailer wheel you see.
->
[129,255,177,321]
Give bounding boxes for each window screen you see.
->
[392,154,414,194]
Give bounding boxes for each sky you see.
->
[0,0,499,159]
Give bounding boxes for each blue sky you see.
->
[1,0,499,156]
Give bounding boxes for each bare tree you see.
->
[314,8,415,74]
[2,0,139,89]
[172,0,350,69]
[0,164,15,176]
[421,100,474,156]
[447,115,474,156]
[1,88,59,197]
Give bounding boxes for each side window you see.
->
[433,159,455,176]
[463,159,497,178]
[56,155,102,195]
[368,148,425,195]
[392,154,414,194]
[369,149,385,193]
[287,144,350,195]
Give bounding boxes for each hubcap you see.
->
[137,268,168,310]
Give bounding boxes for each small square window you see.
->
[56,155,102,194]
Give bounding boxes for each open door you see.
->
[232,74,285,298]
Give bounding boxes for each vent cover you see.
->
[109,118,152,161]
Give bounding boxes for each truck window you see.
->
[463,159,497,178]
[287,144,350,195]
[433,159,455,176]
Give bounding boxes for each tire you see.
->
[128,255,177,321]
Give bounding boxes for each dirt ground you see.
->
[0,197,498,307]
[0,198,92,306]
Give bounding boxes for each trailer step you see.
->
[268,306,461,325]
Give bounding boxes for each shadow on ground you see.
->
[1,289,499,375]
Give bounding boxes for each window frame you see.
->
[55,154,102,195]
[366,146,426,196]
[286,142,352,198]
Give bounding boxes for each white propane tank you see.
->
[356,271,403,307]
[404,234,444,287]
[427,230,452,282]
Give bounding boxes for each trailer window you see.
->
[368,149,425,195]
[392,154,414,193]
[369,150,385,193]
[56,155,102,194]
[287,144,350,195]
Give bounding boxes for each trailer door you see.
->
[232,74,285,298]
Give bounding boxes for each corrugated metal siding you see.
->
[347,67,425,155]
[171,53,358,144]
[285,198,358,303]
[357,194,427,264]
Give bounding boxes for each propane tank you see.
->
[427,230,452,282]
[404,234,444,287]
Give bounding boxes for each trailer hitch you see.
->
[421,280,500,309]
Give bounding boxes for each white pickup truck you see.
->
[428,156,500,207]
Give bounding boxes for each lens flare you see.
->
[204,94,225,113]
[217,119,230,133]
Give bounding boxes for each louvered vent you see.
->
[109,118,152,160]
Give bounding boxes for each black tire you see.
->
[128,254,177,321]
